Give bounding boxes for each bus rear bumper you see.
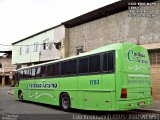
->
[116,97,153,111]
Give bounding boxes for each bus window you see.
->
[41,66,46,77]
[14,72,18,81]
[19,70,23,80]
[68,59,77,75]
[53,63,59,76]
[36,67,41,77]
[108,52,114,71]
[23,69,28,79]
[103,52,114,72]
[61,61,68,75]
[27,69,32,79]
[79,57,88,74]
[47,64,54,76]
[89,55,100,73]
[32,68,36,78]
[103,53,108,71]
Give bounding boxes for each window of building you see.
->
[34,42,39,52]
[26,46,29,54]
[89,55,100,73]
[43,39,49,50]
[148,50,160,65]
[76,46,84,55]
[61,61,68,75]
[20,47,22,55]
[68,59,77,75]
[79,57,88,74]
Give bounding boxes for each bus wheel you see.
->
[60,93,70,111]
[18,91,23,101]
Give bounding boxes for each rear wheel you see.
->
[60,93,70,111]
[18,91,23,101]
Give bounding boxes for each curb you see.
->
[135,109,160,113]
[7,91,14,95]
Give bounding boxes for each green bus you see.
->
[14,42,152,111]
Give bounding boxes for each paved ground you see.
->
[0,86,160,120]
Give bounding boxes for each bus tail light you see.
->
[121,88,127,98]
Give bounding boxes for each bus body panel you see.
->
[77,74,116,110]
[14,42,152,111]
[115,43,152,110]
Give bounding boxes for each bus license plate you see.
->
[139,102,145,106]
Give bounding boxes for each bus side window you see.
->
[108,52,114,71]
[36,67,41,78]
[29,69,32,78]
[41,66,46,77]
[53,63,59,76]
[20,70,24,80]
[14,72,18,81]
[89,55,100,73]
[27,69,31,79]
[68,59,77,75]
[79,57,89,74]
[103,52,114,72]
[32,68,36,78]
[47,64,54,76]
[61,61,68,76]
[23,69,28,79]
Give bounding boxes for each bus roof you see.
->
[17,42,135,71]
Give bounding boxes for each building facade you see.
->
[12,25,69,68]
[0,51,16,85]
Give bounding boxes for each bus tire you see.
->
[18,90,23,102]
[60,93,70,112]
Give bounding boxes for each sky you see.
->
[0,0,118,50]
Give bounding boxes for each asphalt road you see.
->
[0,88,160,120]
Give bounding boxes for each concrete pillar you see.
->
[60,28,69,59]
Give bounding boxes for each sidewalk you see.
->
[0,85,14,95]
